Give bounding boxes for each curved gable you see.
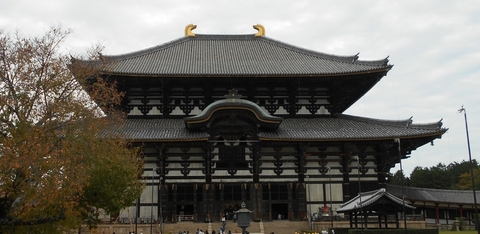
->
[184,90,283,131]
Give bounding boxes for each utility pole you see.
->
[459,106,479,234]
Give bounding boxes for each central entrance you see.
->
[177,204,194,221]
[272,203,289,220]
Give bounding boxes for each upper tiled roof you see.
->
[387,184,480,205]
[114,114,446,142]
[92,34,392,77]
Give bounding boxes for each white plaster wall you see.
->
[140,185,158,204]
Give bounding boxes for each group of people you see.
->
[177,228,236,234]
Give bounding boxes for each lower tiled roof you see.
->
[387,184,480,205]
[114,114,446,142]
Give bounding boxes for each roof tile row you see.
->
[114,114,446,141]
[94,34,392,76]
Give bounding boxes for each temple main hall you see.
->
[82,24,447,224]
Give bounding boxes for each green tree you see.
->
[0,26,144,233]
[388,170,410,186]
[409,163,450,189]
[457,167,480,190]
[449,160,479,189]
[391,160,479,190]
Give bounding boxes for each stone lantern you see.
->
[234,202,253,234]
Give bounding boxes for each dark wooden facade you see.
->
[79,25,447,223]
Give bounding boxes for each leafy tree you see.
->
[388,170,410,186]
[457,167,480,190]
[389,160,479,190]
[0,26,144,233]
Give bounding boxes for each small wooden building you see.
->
[336,188,415,228]
[79,24,447,223]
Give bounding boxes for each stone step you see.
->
[78,220,309,234]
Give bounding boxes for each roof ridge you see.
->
[409,119,444,129]
[338,114,414,127]
[387,184,476,194]
[259,36,391,66]
[96,33,391,67]
[338,114,445,130]
[102,36,190,61]
[259,37,360,63]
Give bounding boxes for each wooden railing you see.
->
[177,215,194,221]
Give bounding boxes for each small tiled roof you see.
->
[336,188,415,213]
[88,34,392,77]
[115,114,446,142]
[387,184,480,205]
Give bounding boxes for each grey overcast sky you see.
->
[1,0,479,176]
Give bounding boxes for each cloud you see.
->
[1,0,479,175]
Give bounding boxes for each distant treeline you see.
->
[388,160,480,190]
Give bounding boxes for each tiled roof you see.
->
[91,34,392,77]
[387,184,480,205]
[259,115,445,140]
[114,114,446,142]
[336,188,415,213]
[111,118,209,141]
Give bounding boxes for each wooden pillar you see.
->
[396,212,399,228]
[252,143,260,183]
[355,212,358,228]
[435,203,440,225]
[219,183,224,221]
[172,184,177,222]
[205,145,213,184]
[411,201,416,216]
[348,212,352,228]
[155,144,166,185]
[378,214,381,228]
[193,184,198,221]
[340,154,351,202]
[446,204,449,225]
[296,182,307,220]
[297,143,307,183]
[364,211,368,229]
[203,184,214,222]
[250,183,263,221]
[159,184,168,222]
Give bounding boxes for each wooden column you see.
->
[250,183,263,221]
[297,143,307,183]
[205,144,213,184]
[396,212,399,228]
[340,153,351,201]
[251,143,260,183]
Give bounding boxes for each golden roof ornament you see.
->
[185,24,197,37]
[253,24,265,37]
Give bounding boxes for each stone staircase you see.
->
[80,219,309,234]
[162,220,261,234]
[161,219,308,234]
[262,220,310,234]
